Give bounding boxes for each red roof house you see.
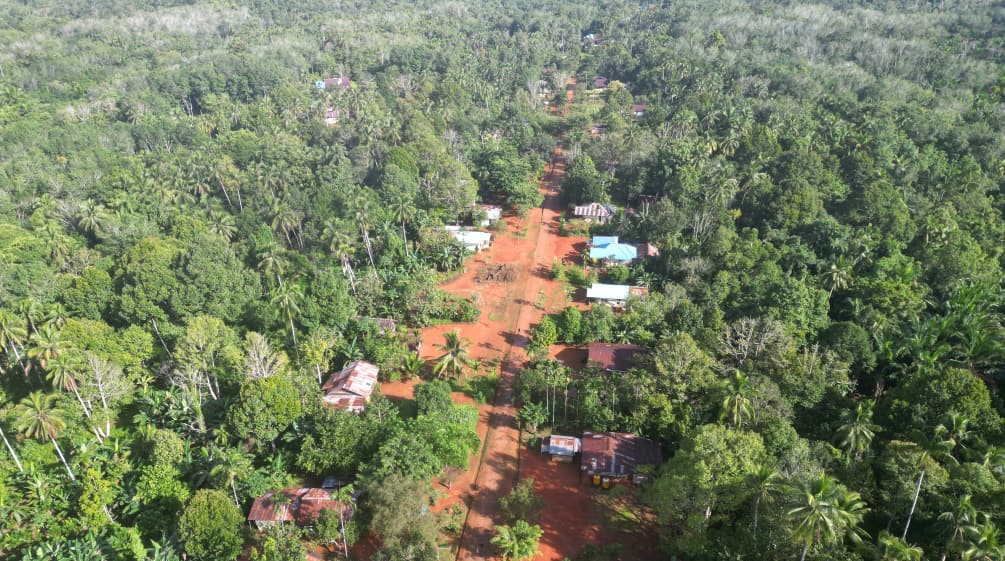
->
[323,76,351,90]
[581,432,661,483]
[322,360,379,412]
[247,488,353,529]
[587,343,647,372]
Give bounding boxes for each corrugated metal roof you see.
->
[322,361,379,394]
[322,361,379,412]
[587,342,647,372]
[581,432,661,477]
[589,243,637,262]
[543,435,582,456]
[586,283,631,301]
[573,203,614,219]
[248,488,353,525]
[357,317,397,334]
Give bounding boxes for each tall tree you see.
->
[491,520,543,561]
[433,330,474,379]
[15,392,74,480]
[788,475,868,561]
[834,400,880,465]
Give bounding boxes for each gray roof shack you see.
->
[581,432,661,483]
[322,360,379,412]
[541,435,582,462]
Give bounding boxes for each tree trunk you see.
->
[51,437,75,480]
[402,222,410,257]
[230,479,240,506]
[902,470,925,540]
[289,316,299,347]
[753,496,761,537]
[799,543,809,561]
[0,424,24,472]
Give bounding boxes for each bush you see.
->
[605,265,630,284]
[500,478,545,524]
[564,264,595,288]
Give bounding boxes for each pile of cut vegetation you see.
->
[475,263,517,283]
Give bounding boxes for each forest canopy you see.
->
[0,1,1003,560]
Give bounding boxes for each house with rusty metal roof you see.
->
[586,342,647,372]
[322,360,379,412]
[581,432,661,483]
[573,202,615,224]
[247,487,353,529]
[541,435,582,462]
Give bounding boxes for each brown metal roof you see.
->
[581,432,661,477]
[248,488,353,526]
[322,361,379,394]
[587,343,647,372]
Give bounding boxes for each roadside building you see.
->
[581,432,661,484]
[247,488,353,530]
[586,342,648,372]
[541,435,582,462]
[572,202,615,224]
[322,360,379,412]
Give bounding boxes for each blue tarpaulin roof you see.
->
[592,235,619,246]
[590,243,637,262]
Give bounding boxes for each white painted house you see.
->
[446,226,493,252]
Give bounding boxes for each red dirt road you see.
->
[450,147,574,561]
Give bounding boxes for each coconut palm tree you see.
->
[46,351,93,421]
[719,371,755,427]
[788,475,868,561]
[491,520,543,561]
[390,196,415,256]
[963,516,1004,561]
[0,404,24,472]
[433,330,474,379]
[824,257,853,299]
[877,531,923,561]
[834,400,880,465]
[15,392,74,480]
[939,495,980,561]
[27,323,65,371]
[745,462,782,538]
[270,282,303,347]
[332,484,355,558]
[935,412,973,460]
[0,309,28,377]
[210,446,253,506]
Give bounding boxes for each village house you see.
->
[478,205,503,227]
[316,76,351,91]
[586,342,648,373]
[585,283,649,308]
[356,317,397,334]
[631,104,648,118]
[541,435,582,462]
[324,105,341,126]
[581,432,661,484]
[322,360,379,412]
[589,235,638,265]
[445,225,493,252]
[572,202,616,224]
[247,487,353,530]
[593,76,609,90]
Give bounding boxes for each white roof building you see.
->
[446,227,493,252]
[586,283,631,302]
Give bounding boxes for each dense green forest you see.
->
[0,0,1003,560]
